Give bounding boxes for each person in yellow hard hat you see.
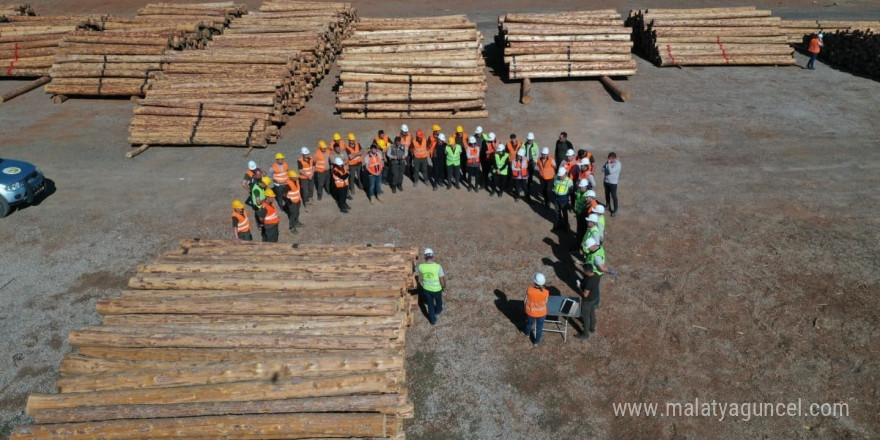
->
[248,175,271,217]
[283,170,303,235]
[257,189,280,242]
[330,132,343,150]
[314,140,331,201]
[230,200,252,242]
[271,152,289,206]
[429,124,446,190]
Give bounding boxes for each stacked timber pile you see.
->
[813,29,880,79]
[45,2,246,98]
[0,14,103,78]
[0,3,35,17]
[11,239,416,440]
[127,0,356,151]
[780,19,879,44]
[628,6,796,66]
[336,15,488,119]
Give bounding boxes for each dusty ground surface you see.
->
[1,0,879,439]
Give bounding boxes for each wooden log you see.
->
[137,262,409,275]
[658,54,797,66]
[511,69,638,79]
[126,275,395,291]
[0,75,49,102]
[75,346,402,363]
[125,144,149,158]
[96,296,400,316]
[598,75,629,101]
[340,109,489,119]
[337,91,484,103]
[101,313,403,328]
[127,134,269,147]
[336,99,485,112]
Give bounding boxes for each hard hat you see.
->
[488,132,496,141]
[818,33,824,38]
[401,124,409,132]
[247,160,257,171]
[496,144,504,152]
[541,147,550,155]
[527,132,535,140]
[587,214,599,223]
[334,157,344,166]
[424,248,434,256]
[416,129,424,137]
[578,179,588,188]
[517,148,525,157]
[468,136,476,144]
[566,149,575,157]
[432,124,441,132]
[287,170,298,178]
[347,133,356,141]
[580,158,590,166]
[533,272,546,286]
[318,140,328,149]
[301,147,310,155]
[260,176,271,186]
[593,205,605,214]
[557,168,567,177]
[586,190,596,197]
[438,133,446,141]
[474,126,483,134]
[584,237,598,249]
[264,189,276,198]
[231,199,245,209]
[275,152,285,160]
[333,133,342,141]
[456,125,463,133]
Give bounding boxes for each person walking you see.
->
[230,199,252,241]
[415,248,446,325]
[523,132,539,202]
[552,167,573,233]
[283,170,303,234]
[464,136,482,191]
[525,272,550,347]
[410,129,430,186]
[806,33,824,70]
[242,160,263,191]
[364,144,384,203]
[297,147,315,207]
[331,157,351,213]
[257,189,280,242]
[445,135,462,190]
[387,136,408,193]
[491,144,510,197]
[575,264,600,339]
[535,148,556,208]
[602,152,621,216]
[511,148,529,202]
[430,131,447,190]
[314,140,331,201]
[555,131,574,165]
[345,133,364,195]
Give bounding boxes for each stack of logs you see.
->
[336,15,488,119]
[812,29,880,79]
[0,9,103,78]
[11,239,416,440]
[0,3,35,17]
[127,0,356,150]
[780,19,879,44]
[45,2,246,98]
[628,6,796,66]
[497,10,637,80]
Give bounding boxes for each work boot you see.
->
[376,196,383,202]
[392,187,397,194]
[576,332,590,340]
[289,228,298,235]
[295,221,303,227]
[346,194,353,200]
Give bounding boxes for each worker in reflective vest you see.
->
[578,149,595,174]
[592,204,606,245]
[242,160,264,191]
[525,272,550,346]
[491,144,510,197]
[314,140,331,201]
[374,129,391,183]
[552,168,573,233]
[331,157,351,213]
[806,33,823,70]
[535,148,556,208]
[444,136,462,190]
[411,129,430,186]
[464,136,482,192]
[365,144,384,202]
[230,200,252,241]
[506,134,522,163]
[572,181,593,252]
[430,131,446,190]
[451,125,468,153]
[585,214,602,251]
[257,189,280,242]
[511,148,529,202]
[523,132,539,203]
[582,237,612,304]
[415,248,446,325]
[578,158,595,190]
[249,176,270,217]
[284,170,303,235]
[330,133,343,151]
[297,147,315,207]
[271,153,289,186]
[345,133,364,194]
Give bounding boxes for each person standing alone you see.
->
[525,273,550,347]
[602,152,621,217]
[806,33,824,70]
[415,248,446,325]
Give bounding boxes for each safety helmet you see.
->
[527,132,535,140]
[557,168,567,177]
[496,144,504,152]
[231,199,245,209]
[474,126,483,134]
[488,132,496,141]
[533,273,546,286]
[586,190,596,197]
[260,176,271,186]
[301,147,310,155]
[417,129,424,137]
[583,238,598,249]
[578,179,588,188]
[275,152,285,160]
[438,133,447,141]
[334,157,344,166]
[318,140,328,149]
[264,189,276,198]
[333,133,342,141]
[287,170,298,178]
[456,125,463,133]
[566,149,575,157]
[347,133,356,141]
[468,136,476,144]
[401,124,409,132]
[432,124,441,132]
[593,205,605,214]
[587,214,599,223]
[247,160,257,171]
[580,158,590,166]
[541,147,550,155]
[517,148,525,157]
[424,248,434,256]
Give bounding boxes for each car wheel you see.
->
[0,197,10,218]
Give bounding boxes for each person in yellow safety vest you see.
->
[525,272,550,346]
[464,136,482,192]
[506,134,522,163]
[230,199,252,242]
[314,140,331,201]
[444,134,462,190]
[364,144,385,203]
[257,189,280,242]
[414,248,446,325]
[535,148,557,209]
[284,170,303,235]
[482,132,498,193]
[491,144,510,197]
[581,237,613,307]
[511,148,529,202]
[523,132,539,203]
[592,204,606,245]
[552,167,573,233]
[345,133,364,194]
[297,147,315,207]
[429,124,446,189]
[410,129,430,187]
[585,214,602,251]
[248,175,270,216]
[331,157,351,213]
[572,180,594,253]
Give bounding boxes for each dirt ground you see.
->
[1,0,879,439]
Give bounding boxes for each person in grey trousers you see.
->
[602,152,621,216]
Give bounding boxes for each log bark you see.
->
[340,109,489,119]
[74,346,402,363]
[598,75,630,101]
[126,275,395,291]
[520,78,531,105]
[0,75,49,102]
[96,296,400,316]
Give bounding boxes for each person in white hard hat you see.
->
[297,147,316,207]
[806,32,824,70]
[523,132,539,202]
[464,136,483,191]
[577,157,595,190]
[491,143,510,197]
[592,204,606,244]
[331,157,351,213]
[585,214,601,250]
[535,147,556,208]
[242,160,264,191]
[552,167,574,233]
[581,237,611,311]
[481,132,498,193]
[572,179,593,252]
[525,272,550,346]
[414,248,446,325]
[430,133,447,190]
[511,148,529,202]
[398,124,413,183]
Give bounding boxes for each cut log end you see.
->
[52,94,68,104]
[598,75,630,101]
[125,144,150,159]
[520,78,532,105]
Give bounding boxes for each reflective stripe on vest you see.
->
[506,140,521,162]
[272,162,288,184]
[495,153,510,175]
[262,202,279,225]
[231,211,250,233]
[512,158,528,178]
[538,157,555,179]
[583,246,606,275]
[412,138,429,159]
[466,145,480,165]
[445,144,462,166]
[298,157,315,179]
[285,179,301,203]
[346,142,363,165]
[399,134,412,149]
[525,286,549,317]
[366,154,383,175]
[315,149,329,172]
[374,135,390,151]
[554,177,571,195]
[332,167,348,188]
[419,262,442,292]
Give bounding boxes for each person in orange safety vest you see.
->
[525,272,550,346]
[230,199,252,241]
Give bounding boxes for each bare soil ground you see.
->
[1,1,878,439]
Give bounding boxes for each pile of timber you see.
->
[0,3,35,17]
[336,15,488,119]
[127,0,356,150]
[780,19,879,44]
[45,2,245,98]
[11,239,417,440]
[0,13,103,78]
[813,29,880,79]
[627,6,796,66]
[497,10,636,80]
